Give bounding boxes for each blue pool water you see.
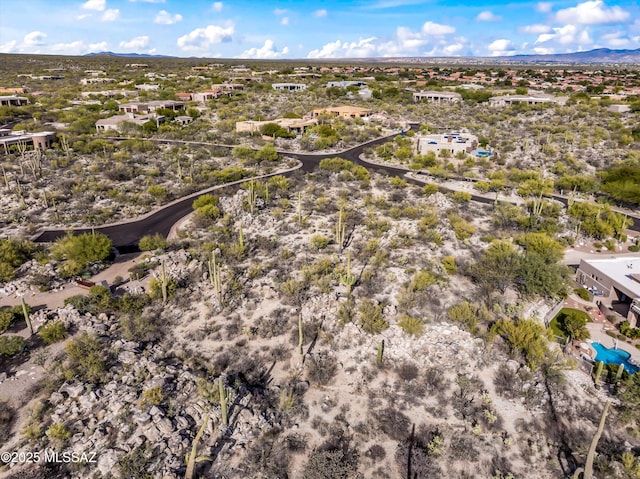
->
[592,342,639,374]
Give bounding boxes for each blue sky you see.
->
[1,0,639,58]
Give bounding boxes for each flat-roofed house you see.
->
[0,129,55,153]
[312,106,372,119]
[576,257,640,326]
[417,132,478,156]
[413,91,462,103]
[489,94,567,106]
[95,113,164,133]
[272,83,307,92]
[0,96,29,106]
[236,117,317,135]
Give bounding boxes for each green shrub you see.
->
[38,322,67,345]
[357,299,387,334]
[50,232,113,278]
[139,386,164,408]
[0,308,15,333]
[0,336,26,357]
[452,191,471,203]
[398,315,425,337]
[64,333,109,384]
[138,233,168,252]
[309,234,330,251]
[47,422,71,442]
[422,184,439,196]
[409,270,437,292]
[574,288,590,301]
[442,256,457,275]
[630,245,640,252]
[0,238,34,282]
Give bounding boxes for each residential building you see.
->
[0,96,29,106]
[175,116,193,126]
[413,91,462,103]
[0,129,55,153]
[576,257,640,326]
[236,117,317,135]
[327,81,367,88]
[80,78,115,85]
[80,90,138,98]
[0,87,26,95]
[272,83,307,92]
[135,84,161,92]
[489,94,566,107]
[119,100,185,114]
[417,132,478,156]
[312,106,372,119]
[95,113,165,133]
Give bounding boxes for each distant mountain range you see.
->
[83,47,640,64]
[84,51,175,58]
[502,48,640,64]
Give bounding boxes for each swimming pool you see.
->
[592,342,639,374]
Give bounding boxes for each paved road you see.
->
[33,122,637,250]
[31,129,412,249]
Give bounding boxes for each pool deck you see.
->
[561,295,640,366]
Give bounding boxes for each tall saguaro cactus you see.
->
[582,401,610,479]
[335,206,346,251]
[339,251,357,296]
[208,251,223,305]
[594,361,604,386]
[298,314,304,363]
[21,298,33,335]
[219,377,229,427]
[184,417,212,479]
[161,262,168,304]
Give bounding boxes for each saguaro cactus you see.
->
[208,251,223,305]
[594,361,604,385]
[377,340,385,366]
[297,191,303,225]
[339,251,357,296]
[21,298,33,335]
[583,401,610,479]
[184,417,212,479]
[247,180,257,214]
[161,262,168,303]
[298,314,304,362]
[335,206,346,251]
[219,377,228,426]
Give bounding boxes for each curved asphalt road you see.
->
[32,121,638,248]
[32,127,419,249]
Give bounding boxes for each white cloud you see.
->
[487,38,516,56]
[240,39,289,59]
[520,24,552,34]
[24,31,47,46]
[212,2,223,12]
[89,41,109,51]
[535,24,593,46]
[129,0,165,3]
[82,0,105,11]
[555,1,629,25]
[533,46,555,54]
[49,40,97,55]
[273,8,287,15]
[0,40,18,53]
[443,43,464,55]
[177,23,234,53]
[600,31,630,47]
[281,17,289,26]
[308,37,378,58]
[120,36,150,50]
[421,21,455,35]
[476,11,501,22]
[101,9,120,21]
[154,10,183,25]
[314,9,327,17]
[536,2,553,13]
